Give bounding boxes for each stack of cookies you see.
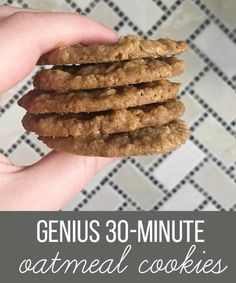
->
[18,35,189,157]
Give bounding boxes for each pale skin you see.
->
[0,6,118,211]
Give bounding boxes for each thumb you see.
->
[0,10,118,210]
[0,11,118,93]
[1,152,115,211]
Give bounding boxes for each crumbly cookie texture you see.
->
[22,99,184,137]
[18,80,180,113]
[33,57,184,90]
[39,119,189,157]
[38,35,188,65]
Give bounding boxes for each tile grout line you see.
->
[190,133,236,184]
[152,158,227,212]
[117,201,130,211]
[108,179,143,211]
[74,158,136,210]
[146,0,185,37]
[129,157,168,194]
[194,198,210,211]
[194,0,236,43]
[75,176,143,211]
[4,132,45,158]
[151,0,168,14]
[103,0,145,36]
[189,42,236,91]
[151,157,208,210]
[189,88,236,138]
[0,81,31,118]
[189,177,225,211]
[185,18,236,91]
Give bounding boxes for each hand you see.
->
[0,5,118,211]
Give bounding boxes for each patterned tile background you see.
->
[0,0,235,211]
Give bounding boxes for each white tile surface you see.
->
[202,202,219,211]
[79,184,123,211]
[194,116,236,166]
[153,140,205,190]
[115,0,163,32]
[0,80,30,107]
[194,23,236,78]
[135,155,158,168]
[153,1,206,40]
[163,0,178,9]
[81,161,119,194]
[26,132,52,155]
[114,163,164,210]
[181,95,204,125]
[88,1,120,28]
[194,162,236,209]
[175,48,206,87]
[118,22,136,36]
[122,204,137,211]
[0,103,25,150]
[204,0,236,29]
[8,141,41,166]
[63,192,88,211]
[75,0,94,10]
[159,183,205,211]
[194,70,236,122]
[25,0,74,12]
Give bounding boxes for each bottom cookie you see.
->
[40,119,188,157]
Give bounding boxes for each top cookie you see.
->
[38,35,188,65]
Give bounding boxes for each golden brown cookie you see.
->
[39,119,189,157]
[22,99,184,137]
[18,80,180,114]
[33,57,184,90]
[38,35,188,65]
